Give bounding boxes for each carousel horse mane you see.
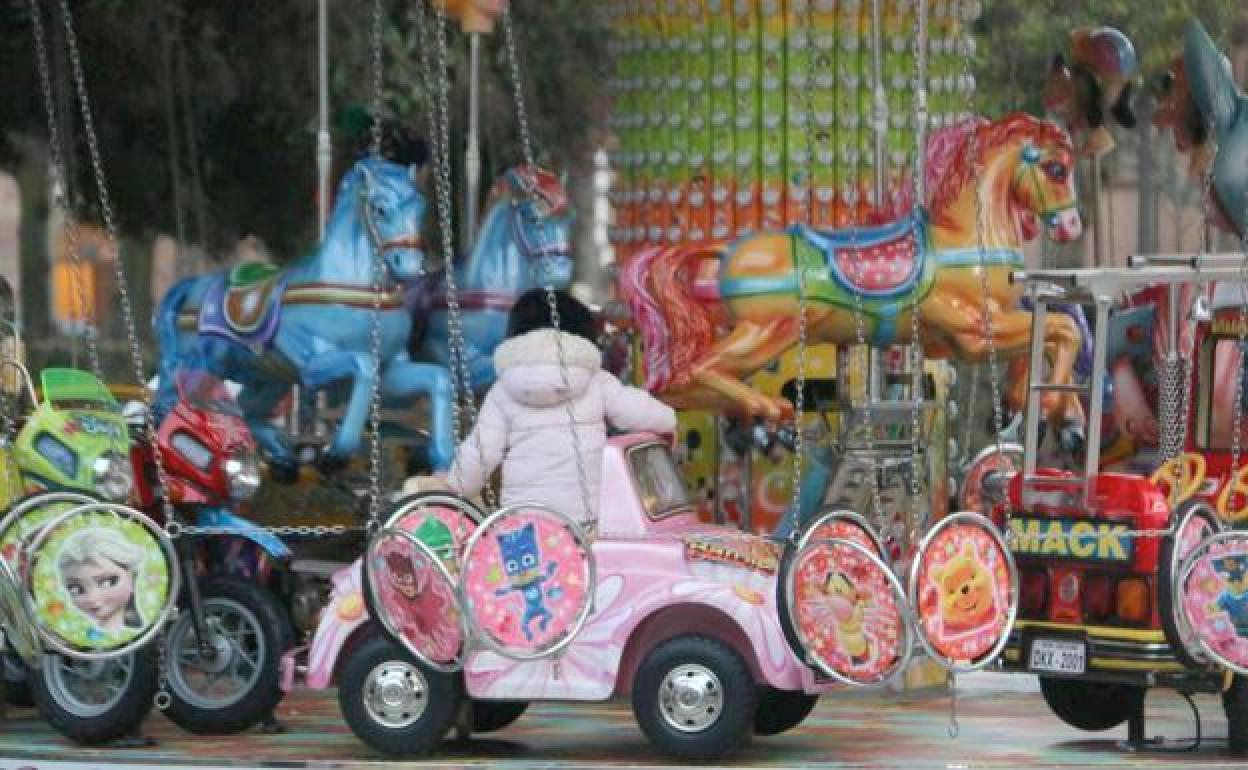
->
[928,112,1073,229]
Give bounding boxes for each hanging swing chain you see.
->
[906,0,930,532]
[502,6,596,528]
[28,0,100,378]
[361,0,388,534]
[844,21,886,536]
[956,14,1011,527]
[421,0,496,509]
[54,0,177,527]
[1228,199,1248,481]
[782,0,821,539]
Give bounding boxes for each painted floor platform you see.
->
[0,675,1244,769]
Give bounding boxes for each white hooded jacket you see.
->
[446,329,677,524]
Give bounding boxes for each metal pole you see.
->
[1090,154,1104,267]
[463,32,483,254]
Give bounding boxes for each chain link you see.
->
[178,524,366,538]
[417,2,496,509]
[54,0,177,529]
[370,0,385,158]
[363,0,388,534]
[28,0,100,377]
[501,5,596,525]
[1229,201,1248,478]
[906,0,930,539]
[955,6,1011,529]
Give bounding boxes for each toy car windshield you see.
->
[39,367,119,411]
[628,442,694,519]
[175,369,244,417]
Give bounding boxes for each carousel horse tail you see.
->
[644,242,725,393]
[153,276,197,417]
[619,246,671,391]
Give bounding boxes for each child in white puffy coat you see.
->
[445,289,677,525]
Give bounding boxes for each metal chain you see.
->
[420,0,495,509]
[782,0,823,539]
[906,0,930,537]
[363,0,387,533]
[947,670,959,738]
[1229,202,1248,480]
[54,0,177,528]
[178,523,366,537]
[502,5,596,526]
[28,0,100,377]
[370,0,385,157]
[955,4,1011,528]
[154,627,171,710]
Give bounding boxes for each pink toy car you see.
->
[280,434,841,759]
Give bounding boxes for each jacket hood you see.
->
[494,329,601,408]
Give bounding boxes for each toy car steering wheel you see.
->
[1149,452,1205,504]
[1216,464,1248,523]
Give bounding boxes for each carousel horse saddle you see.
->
[199,262,287,350]
[799,212,925,296]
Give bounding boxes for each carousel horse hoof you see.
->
[315,451,351,477]
[268,460,300,485]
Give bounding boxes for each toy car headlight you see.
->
[92,452,133,502]
[224,453,261,501]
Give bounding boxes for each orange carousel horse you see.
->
[623,113,1085,434]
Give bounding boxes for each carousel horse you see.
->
[1151,53,1216,180]
[1160,19,1248,237]
[155,156,455,475]
[624,112,1086,439]
[411,166,574,390]
[1042,26,1138,157]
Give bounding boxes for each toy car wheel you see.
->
[753,688,818,736]
[471,700,528,733]
[1225,673,1248,755]
[338,633,461,756]
[31,647,157,745]
[1039,677,1144,731]
[162,578,288,735]
[632,635,757,760]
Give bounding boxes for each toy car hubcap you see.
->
[659,664,723,733]
[45,653,132,718]
[364,661,428,729]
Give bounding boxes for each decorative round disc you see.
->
[25,503,178,660]
[798,509,886,559]
[909,512,1017,671]
[1167,503,1220,666]
[365,527,465,671]
[382,493,481,573]
[784,537,911,685]
[459,504,594,660]
[1,492,97,575]
[1179,532,1248,675]
[958,444,1022,514]
[0,558,39,667]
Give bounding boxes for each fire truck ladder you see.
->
[1013,256,1248,510]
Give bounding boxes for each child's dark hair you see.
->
[506,289,598,344]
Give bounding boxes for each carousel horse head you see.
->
[1151,54,1216,180]
[1042,27,1138,157]
[332,156,428,284]
[1008,117,1083,242]
[932,113,1081,243]
[487,164,574,287]
[1182,18,1248,236]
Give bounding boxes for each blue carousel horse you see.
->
[1182,19,1248,236]
[154,156,454,474]
[411,166,574,391]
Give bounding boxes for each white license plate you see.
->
[1028,638,1086,675]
